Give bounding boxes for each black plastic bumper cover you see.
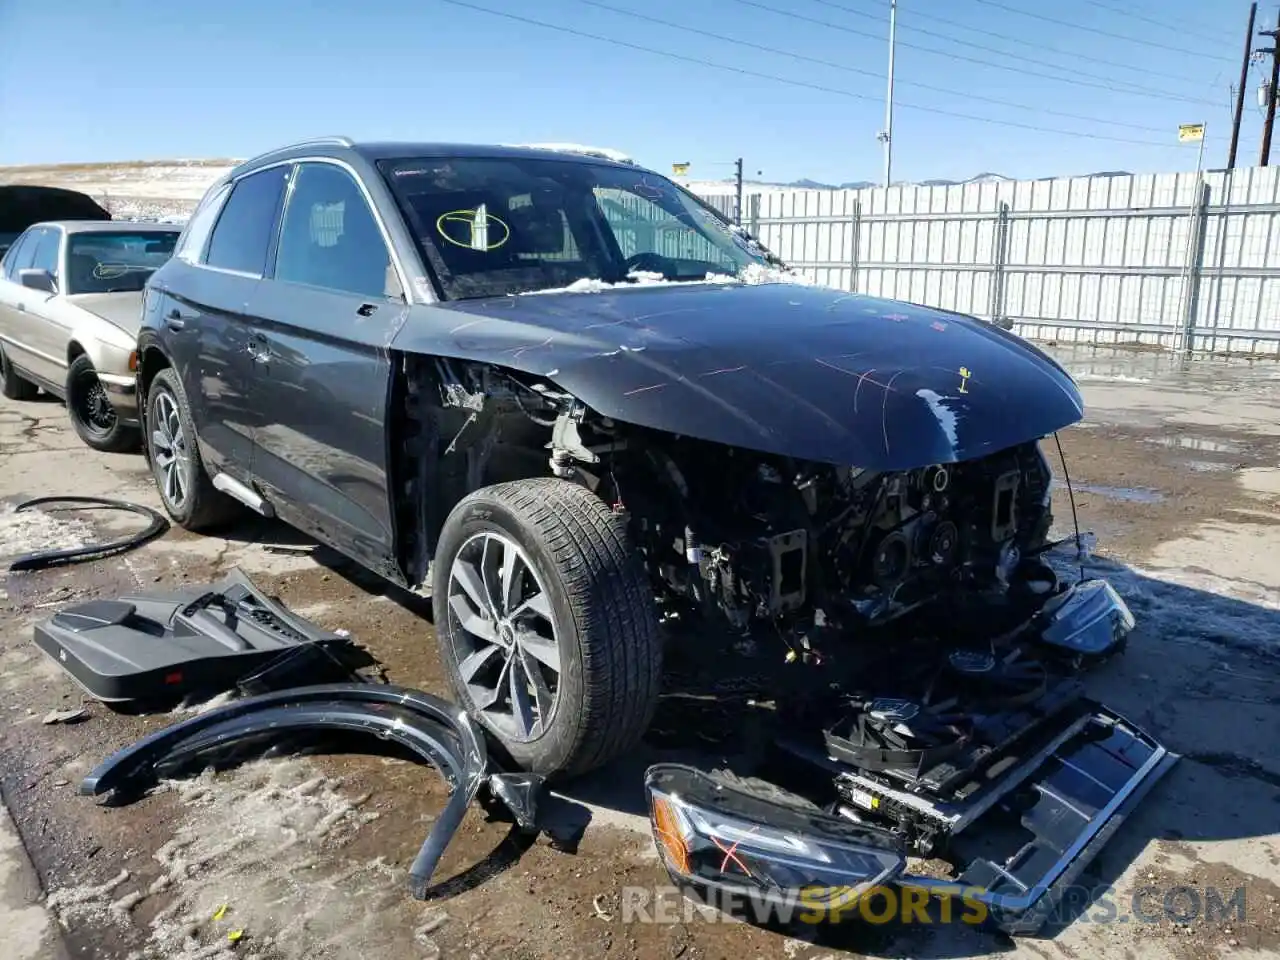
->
[80,683,533,897]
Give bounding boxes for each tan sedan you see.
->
[0,220,182,451]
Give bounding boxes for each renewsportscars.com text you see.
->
[620,883,1248,927]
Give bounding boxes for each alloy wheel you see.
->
[447,531,562,742]
[151,390,189,509]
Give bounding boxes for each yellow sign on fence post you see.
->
[1178,123,1206,143]
[671,162,690,176]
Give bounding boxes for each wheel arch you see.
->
[135,340,173,460]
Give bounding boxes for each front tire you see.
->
[144,367,239,531]
[432,478,662,780]
[65,354,139,452]
[0,343,38,401]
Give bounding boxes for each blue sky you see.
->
[0,0,1258,183]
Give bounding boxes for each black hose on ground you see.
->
[7,496,169,572]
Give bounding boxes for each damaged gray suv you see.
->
[137,137,1172,932]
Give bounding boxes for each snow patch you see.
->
[519,263,814,297]
[43,758,431,960]
[915,389,960,449]
[0,502,93,565]
[506,142,635,164]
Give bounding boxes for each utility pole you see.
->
[1260,12,1280,165]
[1229,2,1258,168]
[734,157,744,226]
[877,0,898,187]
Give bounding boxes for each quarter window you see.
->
[176,182,231,264]
[205,166,289,275]
[274,163,398,299]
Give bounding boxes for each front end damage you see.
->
[643,580,1176,936]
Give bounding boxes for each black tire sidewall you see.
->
[145,369,201,524]
[65,355,130,451]
[0,343,34,400]
[432,495,587,775]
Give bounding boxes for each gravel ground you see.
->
[2,347,1280,960]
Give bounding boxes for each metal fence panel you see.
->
[690,166,1280,357]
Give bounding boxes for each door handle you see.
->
[165,309,185,331]
[16,303,25,313]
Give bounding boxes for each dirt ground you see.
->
[3,345,1280,960]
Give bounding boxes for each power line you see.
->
[433,0,1215,149]
[730,0,1222,106]
[572,0,1172,133]
[1078,0,1239,44]
[803,0,1226,86]
[965,0,1236,62]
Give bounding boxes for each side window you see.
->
[29,228,61,278]
[274,163,398,299]
[2,230,36,280]
[204,166,289,275]
[175,182,231,263]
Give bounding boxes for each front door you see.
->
[246,161,408,574]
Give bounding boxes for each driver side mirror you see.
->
[19,268,57,295]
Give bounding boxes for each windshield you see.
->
[65,230,180,294]
[379,155,773,299]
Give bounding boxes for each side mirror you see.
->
[18,269,57,295]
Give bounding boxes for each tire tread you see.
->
[444,478,662,778]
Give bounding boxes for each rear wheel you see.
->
[0,343,38,401]
[432,478,663,780]
[65,354,139,452]
[144,367,239,531]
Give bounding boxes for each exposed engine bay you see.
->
[402,357,1058,646]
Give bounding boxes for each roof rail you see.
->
[235,136,356,170]
[287,135,356,148]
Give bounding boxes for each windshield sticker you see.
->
[633,177,666,200]
[436,205,511,251]
[92,262,146,279]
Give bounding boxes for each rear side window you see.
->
[274,162,398,299]
[29,228,61,277]
[2,229,37,279]
[204,166,288,275]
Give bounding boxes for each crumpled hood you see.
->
[64,291,145,339]
[403,283,1083,470]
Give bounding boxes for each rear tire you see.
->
[432,478,662,780]
[144,367,239,531]
[0,343,38,401]
[65,354,139,453]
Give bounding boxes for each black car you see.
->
[136,138,1171,930]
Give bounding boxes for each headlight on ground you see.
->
[1038,578,1134,656]
[645,764,906,910]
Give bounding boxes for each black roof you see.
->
[234,138,639,178]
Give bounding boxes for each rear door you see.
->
[161,166,289,476]
[246,160,409,573]
[0,229,38,368]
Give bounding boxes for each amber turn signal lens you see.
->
[128,351,138,372]
[650,794,692,877]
